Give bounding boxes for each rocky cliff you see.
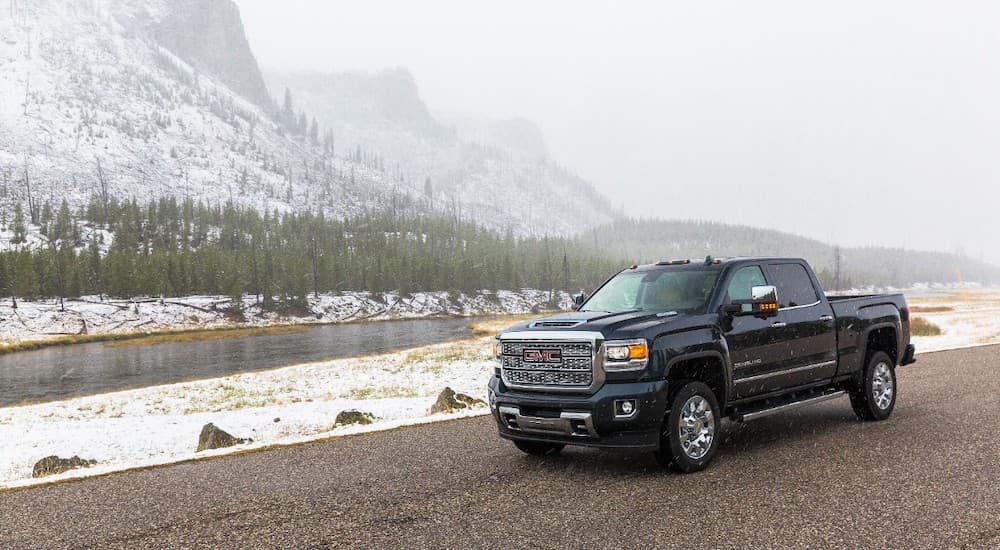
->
[147,0,273,108]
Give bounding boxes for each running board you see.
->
[735,390,846,422]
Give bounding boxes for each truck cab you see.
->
[488,257,915,472]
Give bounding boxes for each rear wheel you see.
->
[513,440,565,456]
[654,381,721,473]
[850,351,897,421]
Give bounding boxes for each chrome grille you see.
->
[505,370,592,386]
[500,340,594,389]
[501,356,590,371]
[501,342,591,357]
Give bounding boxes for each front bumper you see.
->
[488,376,669,450]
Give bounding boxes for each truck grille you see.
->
[500,341,594,389]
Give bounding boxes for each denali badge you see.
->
[522,348,562,363]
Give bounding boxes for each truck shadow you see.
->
[508,402,865,479]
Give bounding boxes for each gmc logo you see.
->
[522,348,562,363]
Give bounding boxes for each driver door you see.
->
[723,265,789,400]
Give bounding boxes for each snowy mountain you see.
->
[267,69,614,235]
[0,0,613,238]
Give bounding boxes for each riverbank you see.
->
[0,289,570,347]
[0,316,525,488]
[907,289,1000,352]
[0,324,320,357]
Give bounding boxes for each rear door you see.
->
[760,262,837,390]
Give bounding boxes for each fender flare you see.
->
[862,322,899,363]
[663,349,732,408]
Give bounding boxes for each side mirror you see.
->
[727,285,779,317]
[571,292,587,311]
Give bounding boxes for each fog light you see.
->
[615,399,637,418]
[488,389,497,411]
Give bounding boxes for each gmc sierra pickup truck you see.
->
[488,257,916,472]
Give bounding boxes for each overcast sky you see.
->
[235,0,1000,263]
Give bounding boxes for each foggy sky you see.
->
[235,0,1000,264]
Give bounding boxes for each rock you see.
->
[32,455,97,478]
[196,423,252,452]
[429,387,486,415]
[335,410,374,426]
[273,417,281,423]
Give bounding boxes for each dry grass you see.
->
[0,325,314,356]
[911,317,943,336]
[469,313,545,337]
[104,325,313,348]
[910,305,954,313]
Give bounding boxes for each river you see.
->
[0,317,487,408]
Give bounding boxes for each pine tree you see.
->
[54,199,72,243]
[282,87,294,126]
[12,203,26,244]
[309,117,319,145]
[423,177,433,201]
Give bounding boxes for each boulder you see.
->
[335,410,374,426]
[32,455,97,478]
[429,387,486,415]
[197,423,252,452]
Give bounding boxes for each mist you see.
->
[236,0,1000,263]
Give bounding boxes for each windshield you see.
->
[581,269,720,314]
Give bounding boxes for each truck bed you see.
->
[827,293,911,375]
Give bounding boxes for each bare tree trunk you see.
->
[23,155,36,224]
[310,236,319,299]
[95,157,109,227]
[22,75,29,115]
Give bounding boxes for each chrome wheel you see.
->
[871,362,894,410]
[678,395,715,460]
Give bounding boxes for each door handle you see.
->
[819,315,834,322]
[771,322,787,328]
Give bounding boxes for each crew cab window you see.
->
[726,266,767,301]
[766,263,819,308]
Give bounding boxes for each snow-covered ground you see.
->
[1,290,997,490]
[0,289,570,345]
[0,327,506,489]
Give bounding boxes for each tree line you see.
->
[0,195,624,310]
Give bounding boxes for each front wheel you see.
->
[850,351,897,421]
[513,440,565,456]
[654,381,721,473]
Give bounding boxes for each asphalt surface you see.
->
[2,346,998,549]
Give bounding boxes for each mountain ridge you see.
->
[0,0,612,239]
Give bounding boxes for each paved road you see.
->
[2,346,998,549]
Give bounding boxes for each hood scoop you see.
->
[528,319,588,329]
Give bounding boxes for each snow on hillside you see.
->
[0,289,570,344]
[268,70,616,236]
[0,0,372,221]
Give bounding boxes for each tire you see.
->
[654,381,721,473]
[850,351,897,421]
[513,440,565,456]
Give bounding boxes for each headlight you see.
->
[492,338,501,363]
[603,339,649,371]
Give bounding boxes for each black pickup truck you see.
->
[488,257,916,472]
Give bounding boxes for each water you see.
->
[0,317,486,407]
